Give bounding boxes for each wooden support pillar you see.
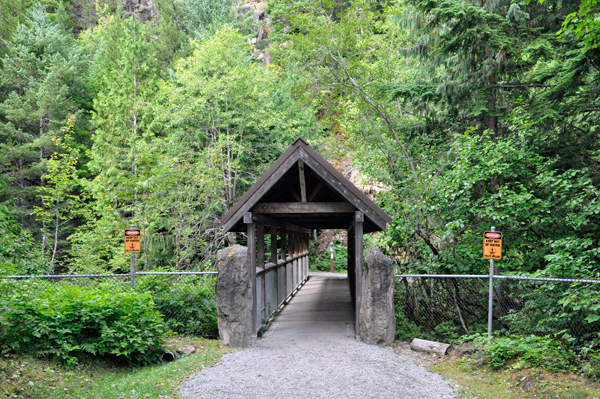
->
[287,230,293,295]
[270,227,278,264]
[257,223,265,320]
[270,226,278,309]
[354,211,364,336]
[292,231,297,287]
[304,233,309,278]
[348,225,355,303]
[244,212,258,336]
[281,228,287,300]
[302,234,308,280]
[298,159,307,203]
[300,233,304,280]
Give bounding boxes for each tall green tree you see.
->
[33,118,85,265]
[0,0,37,58]
[149,26,319,268]
[0,4,87,255]
[70,10,162,272]
[269,0,600,276]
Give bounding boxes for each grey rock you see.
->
[359,247,395,345]
[257,24,269,41]
[216,245,253,347]
[179,346,196,356]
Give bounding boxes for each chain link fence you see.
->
[0,272,218,339]
[394,274,600,348]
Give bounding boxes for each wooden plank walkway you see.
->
[264,272,355,341]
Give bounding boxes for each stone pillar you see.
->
[215,245,253,347]
[359,247,395,345]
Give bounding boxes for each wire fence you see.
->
[0,272,219,338]
[4,271,598,346]
[394,274,600,347]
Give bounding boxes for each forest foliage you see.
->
[0,0,598,281]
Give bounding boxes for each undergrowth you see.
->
[0,280,169,366]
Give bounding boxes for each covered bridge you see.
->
[220,137,392,337]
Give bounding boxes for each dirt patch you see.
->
[513,374,540,393]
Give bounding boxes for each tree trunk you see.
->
[410,338,452,356]
[51,198,59,263]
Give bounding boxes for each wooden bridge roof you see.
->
[221,138,392,234]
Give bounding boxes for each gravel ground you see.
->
[179,335,456,399]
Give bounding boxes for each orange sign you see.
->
[483,231,502,260]
[125,230,141,253]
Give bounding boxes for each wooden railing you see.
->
[245,212,312,334]
[255,250,309,330]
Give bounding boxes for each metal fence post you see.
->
[130,224,135,290]
[487,226,495,340]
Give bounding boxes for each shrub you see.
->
[136,275,218,337]
[483,335,577,371]
[395,311,425,341]
[0,280,169,365]
[310,246,348,272]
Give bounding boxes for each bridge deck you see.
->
[264,272,355,340]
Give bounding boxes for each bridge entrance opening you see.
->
[220,138,392,337]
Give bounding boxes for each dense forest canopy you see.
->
[0,0,598,279]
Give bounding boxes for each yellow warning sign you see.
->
[483,231,502,260]
[125,230,141,253]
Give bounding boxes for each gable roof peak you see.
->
[221,137,392,233]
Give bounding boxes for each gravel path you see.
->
[179,335,456,399]
[180,274,455,398]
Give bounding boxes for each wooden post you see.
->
[281,228,287,300]
[287,230,293,295]
[257,223,265,320]
[298,159,307,203]
[304,233,309,278]
[306,233,310,277]
[306,233,310,276]
[348,225,355,303]
[302,233,306,279]
[244,213,257,337]
[271,226,278,310]
[270,227,278,264]
[300,233,305,280]
[294,232,300,288]
[292,231,297,288]
[355,211,364,336]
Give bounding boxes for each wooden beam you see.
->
[223,150,301,233]
[290,189,302,202]
[307,180,325,202]
[298,159,307,203]
[300,154,389,231]
[251,213,311,233]
[253,202,355,214]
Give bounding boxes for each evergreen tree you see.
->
[72,10,161,272]
[0,4,87,256]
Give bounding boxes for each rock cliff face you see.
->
[215,245,253,347]
[239,0,272,64]
[68,0,160,34]
[240,0,268,22]
[121,0,159,22]
[359,248,396,345]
